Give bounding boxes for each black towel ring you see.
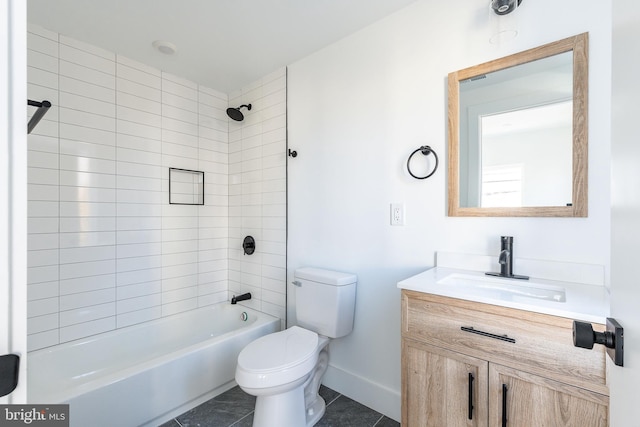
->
[407,145,439,180]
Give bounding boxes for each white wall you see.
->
[287,0,611,420]
[26,24,288,351]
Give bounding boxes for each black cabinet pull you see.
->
[461,326,516,344]
[502,383,508,427]
[468,372,474,420]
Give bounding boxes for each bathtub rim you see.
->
[27,303,280,404]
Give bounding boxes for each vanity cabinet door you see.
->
[402,339,488,427]
[488,364,609,427]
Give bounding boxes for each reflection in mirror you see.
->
[448,33,588,217]
[461,51,573,208]
[480,100,572,208]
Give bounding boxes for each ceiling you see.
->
[27,0,419,94]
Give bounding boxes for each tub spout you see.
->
[231,293,251,304]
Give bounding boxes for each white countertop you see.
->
[397,267,609,324]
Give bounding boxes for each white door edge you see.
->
[1,0,28,404]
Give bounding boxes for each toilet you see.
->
[235,267,357,427]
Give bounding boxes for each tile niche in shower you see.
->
[169,168,204,205]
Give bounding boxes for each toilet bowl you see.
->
[235,267,357,427]
[236,326,330,427]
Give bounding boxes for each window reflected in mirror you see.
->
[478,100,573,208]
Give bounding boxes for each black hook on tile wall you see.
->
[27,99,51,134]
[288,149,297,158]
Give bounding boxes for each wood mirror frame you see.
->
[448,33,588,217]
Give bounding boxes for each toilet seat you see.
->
[236,326,319,389]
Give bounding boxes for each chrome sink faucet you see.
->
[486,236,529,280]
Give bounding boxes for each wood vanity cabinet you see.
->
[401,290,609,427]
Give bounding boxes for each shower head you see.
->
[226,104,252,121]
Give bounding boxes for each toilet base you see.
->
[253,386,306,427]
[245,336,332,427]
[252,387,327,427]
[303,344,329,425]
[305,395,326,426]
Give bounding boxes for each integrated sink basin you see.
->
[437,273,567,303]
[398,263,609,323]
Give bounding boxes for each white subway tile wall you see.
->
[228,68,287,324]
[26,24,287,351]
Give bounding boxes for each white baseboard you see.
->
[322,364,401,422]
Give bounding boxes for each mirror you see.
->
[448,33,588,217]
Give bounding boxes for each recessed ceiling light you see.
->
[152,40,177,55]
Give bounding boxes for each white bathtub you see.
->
[28,304,280,427]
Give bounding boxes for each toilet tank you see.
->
[294,267,357,338]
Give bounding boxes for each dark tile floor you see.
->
[159,384,399,427]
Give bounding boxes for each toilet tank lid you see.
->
[295,267,357,286]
